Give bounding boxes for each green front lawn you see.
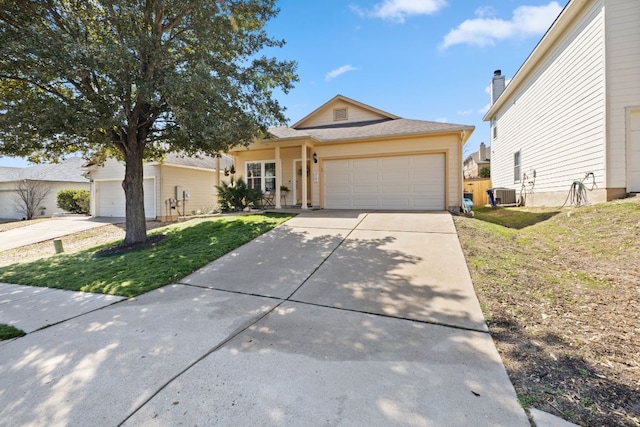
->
[0,324,26,341]
[0,213,294,297]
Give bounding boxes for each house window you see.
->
[514,151,521,183]
[246,161,276,192]
[491,117,497,139]
[334,108,348,121]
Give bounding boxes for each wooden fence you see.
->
[463,178,492,207]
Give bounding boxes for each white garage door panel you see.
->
[324,154,445,210]
[96,179,155,218]
[0,192,20,219]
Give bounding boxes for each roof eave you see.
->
[483,0,586,121]
[312,125,475,144]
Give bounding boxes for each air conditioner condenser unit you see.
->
[494,188,517,205]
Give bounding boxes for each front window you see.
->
[246,161,276,192]
[514,151,521,183]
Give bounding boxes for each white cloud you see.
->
[325,65,358,81]
[440,2,563,49]
[457,109,474,116]
[478,103,491,115]
[474,6,497,19]
[434,117,448,123]
[353,0,448,23]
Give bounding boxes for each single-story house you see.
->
[0,157,90,219]
[463,142,491,179]
[228,94,474,212]
[84,153,232,221]
[484,0,640,206]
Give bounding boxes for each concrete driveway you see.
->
[0,216,122,252]
[0,211,530,426]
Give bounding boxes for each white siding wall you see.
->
[491,0,607,197]
[605,0,640,188]
[299,101,387,128]
[0,181,89,219]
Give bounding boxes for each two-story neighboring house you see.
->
[484,0,640,206]
[463,142,491,179]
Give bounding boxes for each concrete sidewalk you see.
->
[0,216,121,252]
[0,211,539,426]
[0,283,125,335]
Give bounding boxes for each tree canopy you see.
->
[0,0,297,243]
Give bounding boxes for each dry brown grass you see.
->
[454,195,640,427]
[0,220,165,267]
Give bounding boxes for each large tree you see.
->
[0,0,297,243]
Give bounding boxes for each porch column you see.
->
[215,155,221,208]
[275,146,282,209]
[301,143,308,210]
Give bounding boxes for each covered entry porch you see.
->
[229,139,317,210]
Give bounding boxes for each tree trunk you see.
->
[122,146,147,245]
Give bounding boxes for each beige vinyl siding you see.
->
[299,101,388,128]
[234,147,301,197]
[491,0,606,193]
[233,133,463,210]
[158,165,221,216]
[605,0,640,188]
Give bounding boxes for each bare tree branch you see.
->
[13,179,52,220]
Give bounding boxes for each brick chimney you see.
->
[490,69,506,106]
[479,142,487,160]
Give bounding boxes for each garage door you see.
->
[324,154,445,210]
[0,189,20,219]
[95,179,155,218]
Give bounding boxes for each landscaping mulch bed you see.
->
[94,234,167,257]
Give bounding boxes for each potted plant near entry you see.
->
[280,185,290,206]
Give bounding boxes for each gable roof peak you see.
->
[292,94,400,129]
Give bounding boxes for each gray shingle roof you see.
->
[161,153,233,170]
[0,158,88,183]
[269,118,473,142]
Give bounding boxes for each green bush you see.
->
[215,177,263,212]
[57,189,90,214]
[479,166,491,178]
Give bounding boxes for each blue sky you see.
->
[0,0,568,167]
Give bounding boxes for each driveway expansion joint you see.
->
[177,283,490,335]
[119,292,288,426]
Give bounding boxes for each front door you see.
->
[293,159,311,206]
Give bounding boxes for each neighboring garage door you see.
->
[324,154,445,210]
[0,190,20,219]
[95,179,156,218]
